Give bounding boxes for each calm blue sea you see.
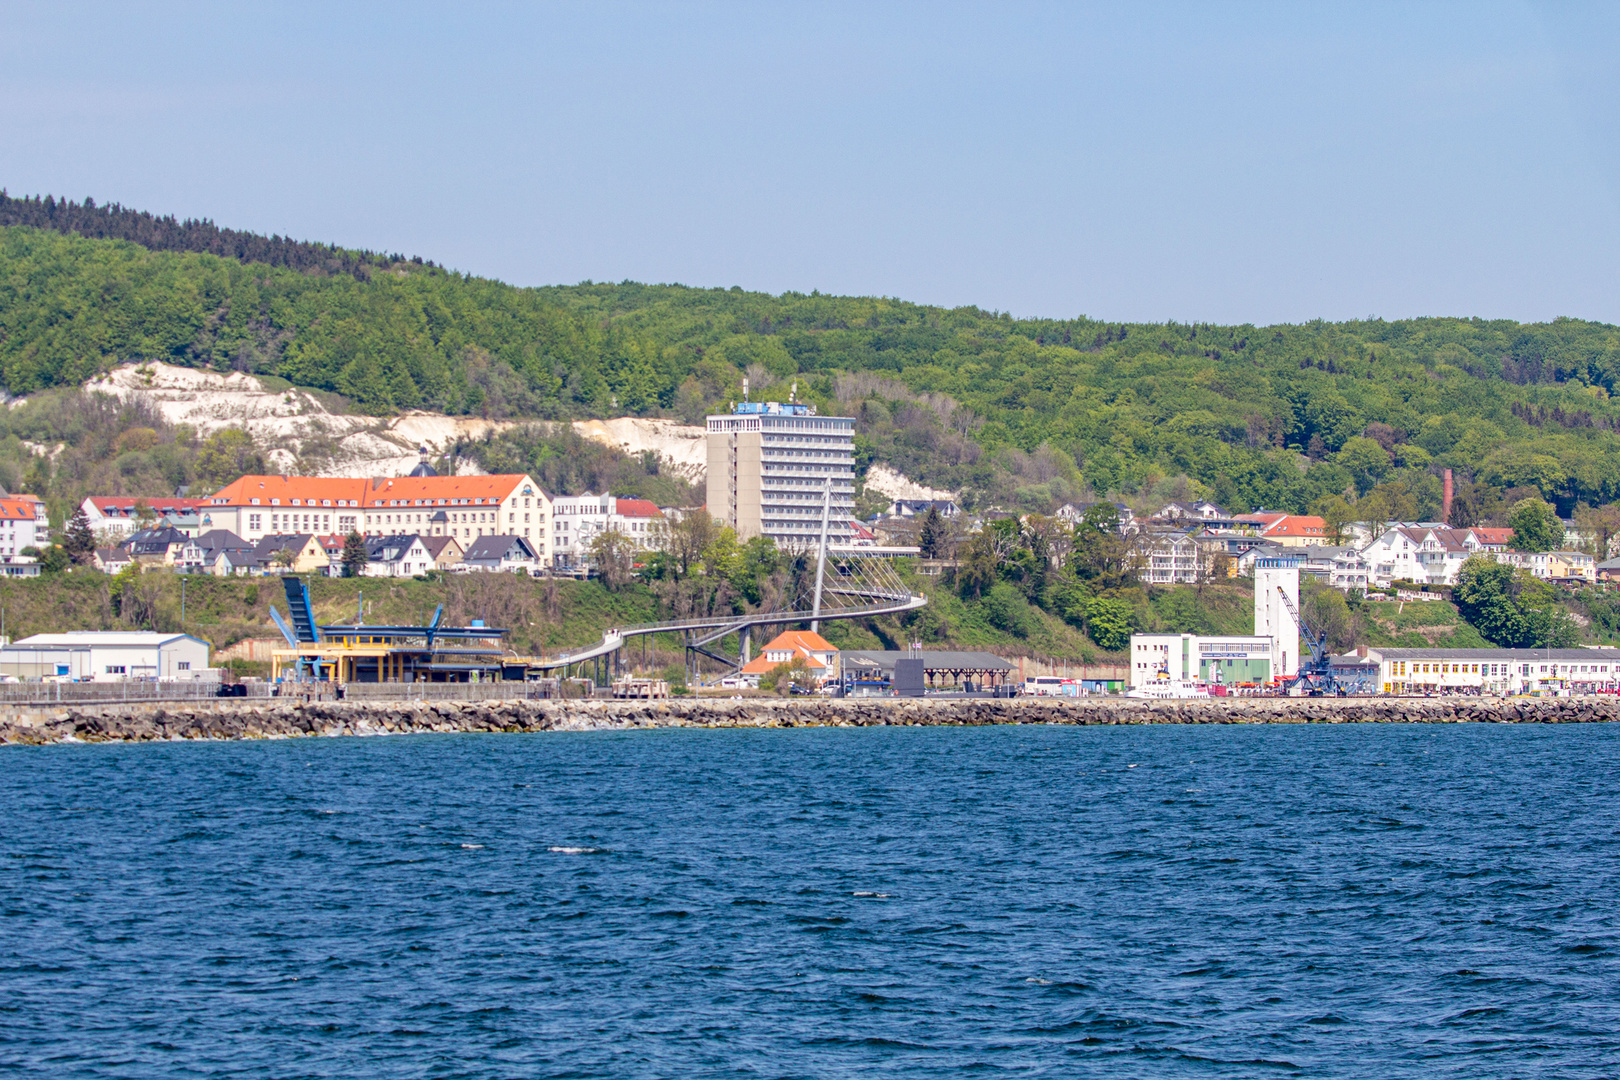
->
[3,724,1619,1078]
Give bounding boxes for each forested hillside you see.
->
[5,196,1620,520]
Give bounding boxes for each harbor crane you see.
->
[1274,585,1343,696]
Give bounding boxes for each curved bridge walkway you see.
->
[526,588,927,683]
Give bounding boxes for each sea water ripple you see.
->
[2,723,1618,1078]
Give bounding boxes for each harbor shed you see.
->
[0,631,212,681]
[840,650,1014,692]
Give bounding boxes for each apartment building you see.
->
[550,494,664,569]
[81,496,208,540]
[706,401,854,548]
[1363,525,1517,586]
[1139,531,1202,584]
[0,497,46,558]
[201,474,553,563]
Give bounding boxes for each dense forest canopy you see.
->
[4,195,1620,519]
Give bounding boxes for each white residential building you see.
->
[362,535,436,577]
[550,494,663,569]
[1362,526,1514,587]
[461,536,540,574]
[0,497,46,558]
[1139,531,1201,584]
[80,496,208,541]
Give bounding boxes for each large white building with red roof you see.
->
[200,473,554,562]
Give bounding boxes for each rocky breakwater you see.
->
[1,694,1618,746]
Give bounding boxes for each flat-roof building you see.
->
[1129,634,1274,688]
[1358,647,1620,695]
[0,632,211,682]
[706,401,854,548]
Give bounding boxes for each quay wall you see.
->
[2,695,1619,745]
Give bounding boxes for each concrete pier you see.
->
[2,695,1617,745]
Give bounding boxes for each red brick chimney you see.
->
[1442,468,1454,524]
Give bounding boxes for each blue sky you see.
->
[2,2,1617,324]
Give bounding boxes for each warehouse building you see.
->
[0,632,213,681]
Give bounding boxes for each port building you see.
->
[1129,634,1274,688]
[0,632,212,681]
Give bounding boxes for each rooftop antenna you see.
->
[790,381,797,403]
[742,376,750,403]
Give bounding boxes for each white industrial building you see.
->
[1129,634,1275,688]
[0,632,213,681]
[1253,559,1301,680]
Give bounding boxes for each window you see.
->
[178,662,191,671]
[104,664,126,674]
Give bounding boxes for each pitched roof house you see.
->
[420,535,463,570]
[461,535,538,573]
[363,535,436,578]
[737,630,839,687]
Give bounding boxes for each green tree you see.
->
[39,545,71,573]
[1508,498,1562,553]
[62,505,96,563]
[1084,596,1133,651]
[1573,502,1620,559]
[587,528,637,592]
[760,654,815,696]
[982,581,1039,637]
[918,505,950,558]
[1310,494,1356,545]
[340,531,368,577]
[193,427,266,492]
[1333,437,1390,496]
[1454,556,1530,646]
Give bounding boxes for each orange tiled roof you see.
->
[1262,515,1327,537]
[0,499,40,519]
[765,630,834,653]
[741,652,829,674]
[739,630,837,675]
[206,474,535,509]
[615,498,662,518]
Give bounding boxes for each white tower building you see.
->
[1254,559,1301,679]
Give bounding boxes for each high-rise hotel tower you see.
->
[705,400,855,548]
